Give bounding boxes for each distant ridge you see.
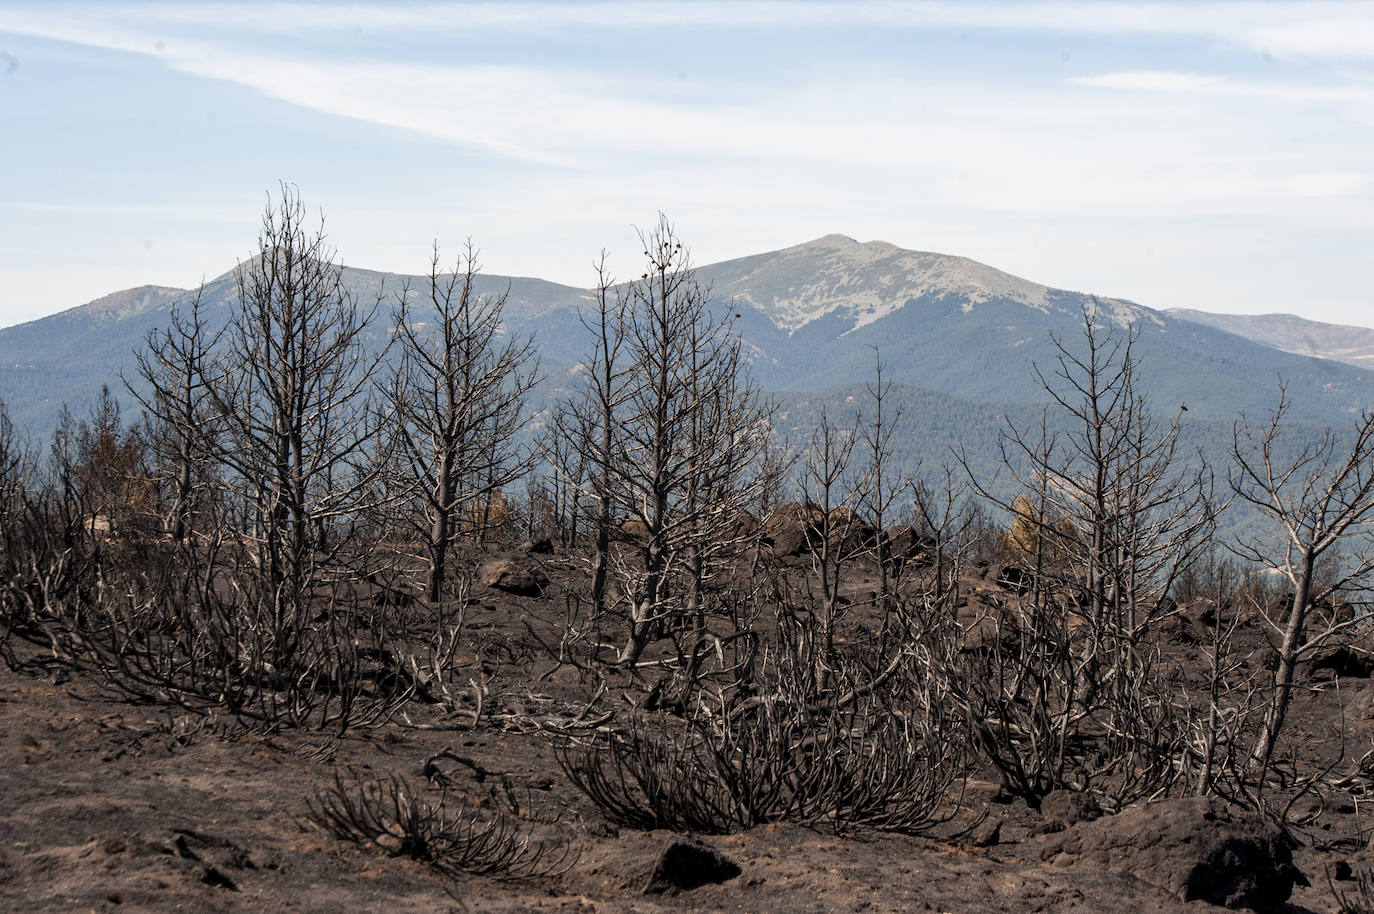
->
[3,235,1373,439]
[1169,308,1374,369]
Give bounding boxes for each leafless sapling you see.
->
[565,217,774,666]
[551,253,628,617]
[385,241,540,601]
[1229,384,1374,783]
[127,284,223,542]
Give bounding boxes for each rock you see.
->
[957,615,1006,656]
[1183,599,1221,628]
[479,558,550,597]
[1040,790,1101,829]
[1155,611,1199,646]
[880,525,935,567]
[1245,645,1280,672]
[969,816,1002,847]
[1347,684,1374,721]
[619,512,756,548]
[642,835,741,894]
[762,502,877,559]
[726,509,760,540]
[762,502,824,557]
[516,537,554,554]
[1302,644,1374,680]
[1038,797,1307,913]
[826,507,877,558]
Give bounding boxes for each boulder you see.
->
[762,502,825,557]
[1347,684,1374,721]
[1250,645,1281,673]
[826,507,877,557]
[1302,644,1374,681]
[993,564,1033,595]
[968,816,1002,847]
[880,525,935,566]
[725,509,760,540]
[762,502,875,559]
[1183,599,1221,628]
[1155,611,1201,646]
[479,558,550,597]
[642,835,741,894]
[1038,797,1306,913]
[1040,789,1101,829]
[516,537,554,554]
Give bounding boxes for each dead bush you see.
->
[306,769,576,880]
[950,596,1191,809]
[557,583,968,836]
[45,536,419,733]
[557,696,962,835]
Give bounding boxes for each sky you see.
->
[2,1,1373,329]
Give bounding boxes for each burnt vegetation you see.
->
[4,188,1374,904]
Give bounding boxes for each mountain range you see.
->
[2,235,1370,460]
[1168,308,1374,369]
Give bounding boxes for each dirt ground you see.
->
[0,549,1369,913]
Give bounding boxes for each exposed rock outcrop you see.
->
[1039,790,1101,830]
[1038,797,1306,912]
[480,558,550,597]
[762,502,875,559]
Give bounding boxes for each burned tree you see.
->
[385,242,539,601]
[560,217,774,665]
[43,187,420,732]
[795,405,864,666]
[1001,306,1214,631]
[127,285,222,542]
[1229,387,1374,782]
[551,253,628,616]
[615,219,774,664]
[959,303,1214,805]
[205,185,389,616]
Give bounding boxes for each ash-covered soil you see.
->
[0,547,1368,913]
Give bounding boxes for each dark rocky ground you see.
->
[2,541,1372,914]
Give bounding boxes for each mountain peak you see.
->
[795,234,906,259]
[709,235,1058,333]
[804,233,861,249]
[71,285,187,322]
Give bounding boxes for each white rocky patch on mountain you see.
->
[709,234,1061,334]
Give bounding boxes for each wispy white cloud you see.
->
[1246,17,1374,58]
[0,198,245,221]
[4,9,1362,202]
[1071,71,1228,93]
[5,4,1372,221]
[1071,69,1374,103]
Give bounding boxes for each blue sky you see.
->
[2,1,1372,328]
